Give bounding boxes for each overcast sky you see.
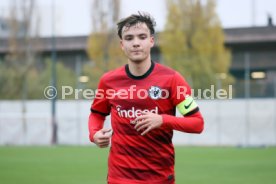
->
[0,0,276,36]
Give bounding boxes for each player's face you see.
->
[120,23,154,63]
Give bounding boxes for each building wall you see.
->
[227,42,276,97]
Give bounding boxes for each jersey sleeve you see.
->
[161,72,204,133]
[90,76,111,116]
[170,72,199,116]
[88,76,111,142]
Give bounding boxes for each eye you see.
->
[139,35,147,40]
[124,36,133,41]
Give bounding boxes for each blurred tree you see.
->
[27,59,77,99]
[160,0,234,95]
[0,59,77,99]
[86,0,124,89]
[0,0,40,140]
[0,62,21,99]
[0,0,40,99]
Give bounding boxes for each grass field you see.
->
[0,146,276,184]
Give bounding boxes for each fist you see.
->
[93,128,112,148]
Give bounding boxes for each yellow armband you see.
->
[176,96,198,115]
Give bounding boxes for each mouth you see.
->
[131,50,143,52]
[131,50,143,54]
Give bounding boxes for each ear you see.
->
[120,39,124,51]
[150,35,155,47]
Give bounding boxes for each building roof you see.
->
[0,36,88,53]
[224,26,276,44]
[1,26,276,54]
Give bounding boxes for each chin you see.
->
[128,56,148,63]
[129,58,145,64]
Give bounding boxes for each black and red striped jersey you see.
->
[89,61,201,184]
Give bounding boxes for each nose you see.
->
[132,37,140,48]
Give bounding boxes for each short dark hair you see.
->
[117,12,156,39]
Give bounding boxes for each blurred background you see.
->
[0,0,275,146]
[0,0,276,184]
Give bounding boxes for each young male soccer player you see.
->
[88,12,204,184]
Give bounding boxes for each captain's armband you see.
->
[176,96,199,116]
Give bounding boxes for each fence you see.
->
[0,99,275,146]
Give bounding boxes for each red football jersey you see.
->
[89,61,201,184]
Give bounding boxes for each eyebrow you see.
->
[123,33,148,38]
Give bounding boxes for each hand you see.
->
[132,112,163,136]
[93,128,112,148]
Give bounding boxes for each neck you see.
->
[128,58,152,76]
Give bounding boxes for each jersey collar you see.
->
[125,61,155,80]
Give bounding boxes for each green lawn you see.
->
[0,146,275,184]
